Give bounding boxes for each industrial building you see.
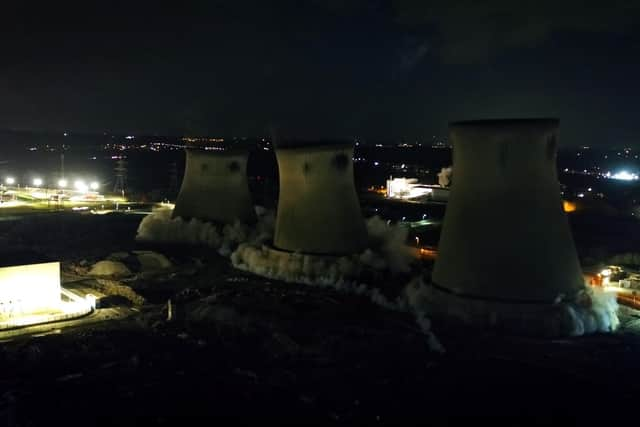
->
[430,118,587,336]
[0,259,61,316]
[173,144,256,224]
[0,251,94,331]
[273,140,367,255]
[385,177,450,202]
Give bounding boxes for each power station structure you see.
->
[113,158,127,197]
[172,143,256,224]
[430,118,586,336]
[273,140,367,255]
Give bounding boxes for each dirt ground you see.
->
[0,212,639,424]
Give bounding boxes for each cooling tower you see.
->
[172,146,256,224]
[273,141,367,255]
[430,119,586,335]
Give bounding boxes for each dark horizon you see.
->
[1,126,639,150]
[2,1,640,146]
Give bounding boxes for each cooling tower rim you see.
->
[273,140,354,151]
[450,118,559,128]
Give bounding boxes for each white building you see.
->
[0,257,61,318]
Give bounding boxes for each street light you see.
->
[90,181,99,191]
[58,179,68,188]
[5,177,15,185]
[33,178,43,187]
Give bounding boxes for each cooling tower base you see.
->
[231,243,365,285]
[262,245,347,271]
[257,244,345,275]
[423,282,585,337]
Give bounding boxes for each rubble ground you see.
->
[1,212,639,424]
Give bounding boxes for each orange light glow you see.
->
[585,273,602,287]
[367,186,387,195]
[419,247,438,260]
[563,200,577,213]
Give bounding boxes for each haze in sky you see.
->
[1,1,639,146]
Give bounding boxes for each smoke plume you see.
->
[136,208,444,350]
[609,253,640,267]
[136,205,619,345]
[437,166,453,187]
[565,287,620,335]
[135,205,275,256]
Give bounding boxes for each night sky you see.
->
[2,1,640,146]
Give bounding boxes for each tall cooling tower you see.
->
[172,146,256,224]
[431,119,585,334]
[273,141,367,255]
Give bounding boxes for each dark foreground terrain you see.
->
[0,212,639,425]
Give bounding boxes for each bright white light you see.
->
[90,181,99,190]
[611,171,639,181]
[85,294,97,310]
[577,193,584,198]
[74,180,88,192]
[5,177,15,185]
[58,179,68,188]
[0,262,61,315]
[33,178,43,187]
[386,177,435,200]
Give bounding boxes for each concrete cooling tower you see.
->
[273,141,367,255]
[430,118,586,335]
[172,146,256,224]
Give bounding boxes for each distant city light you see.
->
[33,178,43,187]
[90,181,99,190]
[611,171,639,181]
[58,179,68,188]
[5,177,15,185]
